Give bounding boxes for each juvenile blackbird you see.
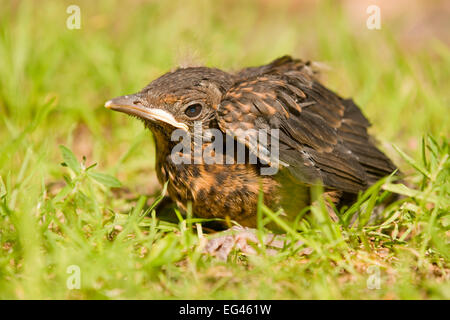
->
[105,56,397,230]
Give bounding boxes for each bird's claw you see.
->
[204,226,303,261]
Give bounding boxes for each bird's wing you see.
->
[235,55,316,80]
[216,56,396,193]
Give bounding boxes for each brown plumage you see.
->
[105,56,397,228]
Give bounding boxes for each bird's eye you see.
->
[184,104,202,118]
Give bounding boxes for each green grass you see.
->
[0,0,449,299]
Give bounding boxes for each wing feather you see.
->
[217,56,397,193]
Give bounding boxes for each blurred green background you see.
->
[1,0,448,183]
[0,0,448,299]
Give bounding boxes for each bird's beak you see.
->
[105,94,189,131]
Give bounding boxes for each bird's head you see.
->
[105,67,233,137]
